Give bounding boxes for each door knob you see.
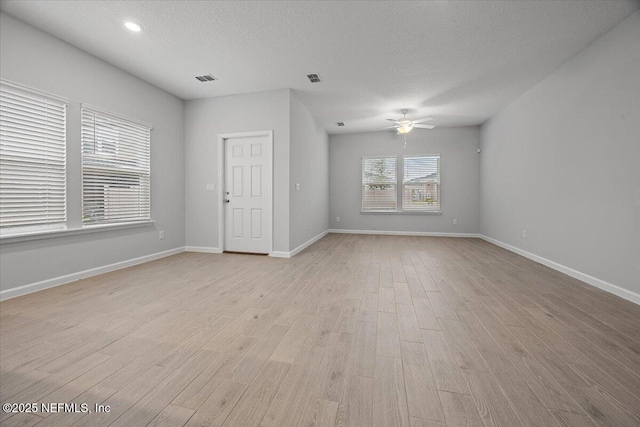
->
[224,199,230,203]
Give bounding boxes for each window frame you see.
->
[401,154,441,213]
[80,103,152,227]
[0,84,156,244]
[360,153,442,215]
[361,155,399,212]
[0,79,69,236]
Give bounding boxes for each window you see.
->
[0,80,68,234]
[362,156,397,211]
[402,155,440,212]
[361,154,441,213]
[81,105,151,225]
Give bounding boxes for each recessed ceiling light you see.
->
[124,21,142,32]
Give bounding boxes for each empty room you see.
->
[0,1,639,426]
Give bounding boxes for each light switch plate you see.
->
[206,184,215,191]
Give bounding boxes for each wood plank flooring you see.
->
[1,234,639,426]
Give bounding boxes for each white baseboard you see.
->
[479,235,640,306]
[328,229,480,238]
[269,251,290,258]
[270,230,330,259]
[0,247,185,302]
[7,233,634,307]
[184,246,222,254]
[290,230,329,257]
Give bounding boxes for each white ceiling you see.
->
[1,1,638,134]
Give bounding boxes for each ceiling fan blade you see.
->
[413,124,435,129]
[412,117,434,124]
[386,118,401,123]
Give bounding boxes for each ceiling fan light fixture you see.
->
[380,110,434,135]
[397,122,414,134]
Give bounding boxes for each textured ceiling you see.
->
[1,1,638,134]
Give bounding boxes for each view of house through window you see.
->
[403,155,440,212]
[361,154,440,213]
[81,107,151,225]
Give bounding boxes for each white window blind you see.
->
[402,155,440,212]
[0,80,67,232]
[81,106,151,225]
[362,156,397,211]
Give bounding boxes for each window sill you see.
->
[361,210,442,215]
[0,220,156,245]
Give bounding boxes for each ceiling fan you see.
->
[381,109,435,134]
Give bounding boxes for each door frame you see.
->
[217,130,274,254]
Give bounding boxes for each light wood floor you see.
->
[1,234,639,427]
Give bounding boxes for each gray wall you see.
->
[480,11,640,295]
[184,89,290,252]
[329,127,481,234]
[0,13,185,292]
[289,91,329,249]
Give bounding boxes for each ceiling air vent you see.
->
[307,73,321,83]
[195,74,217,82]
[337,122,345,127]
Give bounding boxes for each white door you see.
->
[224,133,272,254]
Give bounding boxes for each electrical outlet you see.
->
[336,216,340,222]
[159,230,165,240]
[452,219,458,225]
[206,184,215,191]
[522,229,527,239]
[295,183,301,191]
